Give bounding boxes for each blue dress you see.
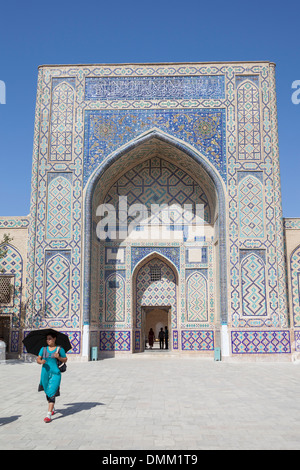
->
[38,346,66,399]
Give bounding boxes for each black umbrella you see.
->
[22,329,72,356]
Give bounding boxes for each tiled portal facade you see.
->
[1,61,300,360]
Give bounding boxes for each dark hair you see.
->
[47,332,57,339]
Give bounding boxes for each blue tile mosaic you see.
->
[131,246,180,273]
[84,108,226,186]
[231,331,291,354]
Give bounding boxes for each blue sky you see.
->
[0,0,299,217]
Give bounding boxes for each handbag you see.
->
[56,346,67,373]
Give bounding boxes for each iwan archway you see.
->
[82,130,227,358]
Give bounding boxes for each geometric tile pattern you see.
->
[173,330,179,350]
[134,331,140,351]
[241,252,267,316]
[290,246,300,327]
[45,253,70,318]
[238,175,264,238]
[0,217,29,228]
[229,66,288,329]
[0,243,23,328]
[104,156,211,224]
[186,271,208,322]
[181,330,214,350]
[10,330,19,353]
[284,219,300,230]
[100,330,131,351]
[231,330,291,354]
[64,330,81,354]
[237,78,261,160]
[46,175,72,239]
[50,82,74,161]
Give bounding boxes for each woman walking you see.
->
[37,332,67,423]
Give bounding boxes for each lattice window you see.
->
[0,275,14,305]
[150,266,161,282]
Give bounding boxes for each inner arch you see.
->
[83,131,227,347]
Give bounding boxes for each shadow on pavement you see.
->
[0,415,21,426]
[53,402,104,420]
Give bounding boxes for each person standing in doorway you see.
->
[159,327,165,349]
[148,328,155,349]
[0,336,6,360]
[164,326,169,350]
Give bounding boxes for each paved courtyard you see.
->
[1,353,300,450]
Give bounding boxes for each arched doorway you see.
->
[132,254,178,353]
[143,307,170,350]
[83,130,227,358]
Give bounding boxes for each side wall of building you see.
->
[0,217,29,357]
[284,218,300,358]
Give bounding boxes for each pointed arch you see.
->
[132,250,180,280]
[83,130,227,329]
[133,253,178,331]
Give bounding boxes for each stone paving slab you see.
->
[1,354,300,450]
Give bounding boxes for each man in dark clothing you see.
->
[158,327,165,349]
[164,326,169,350]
